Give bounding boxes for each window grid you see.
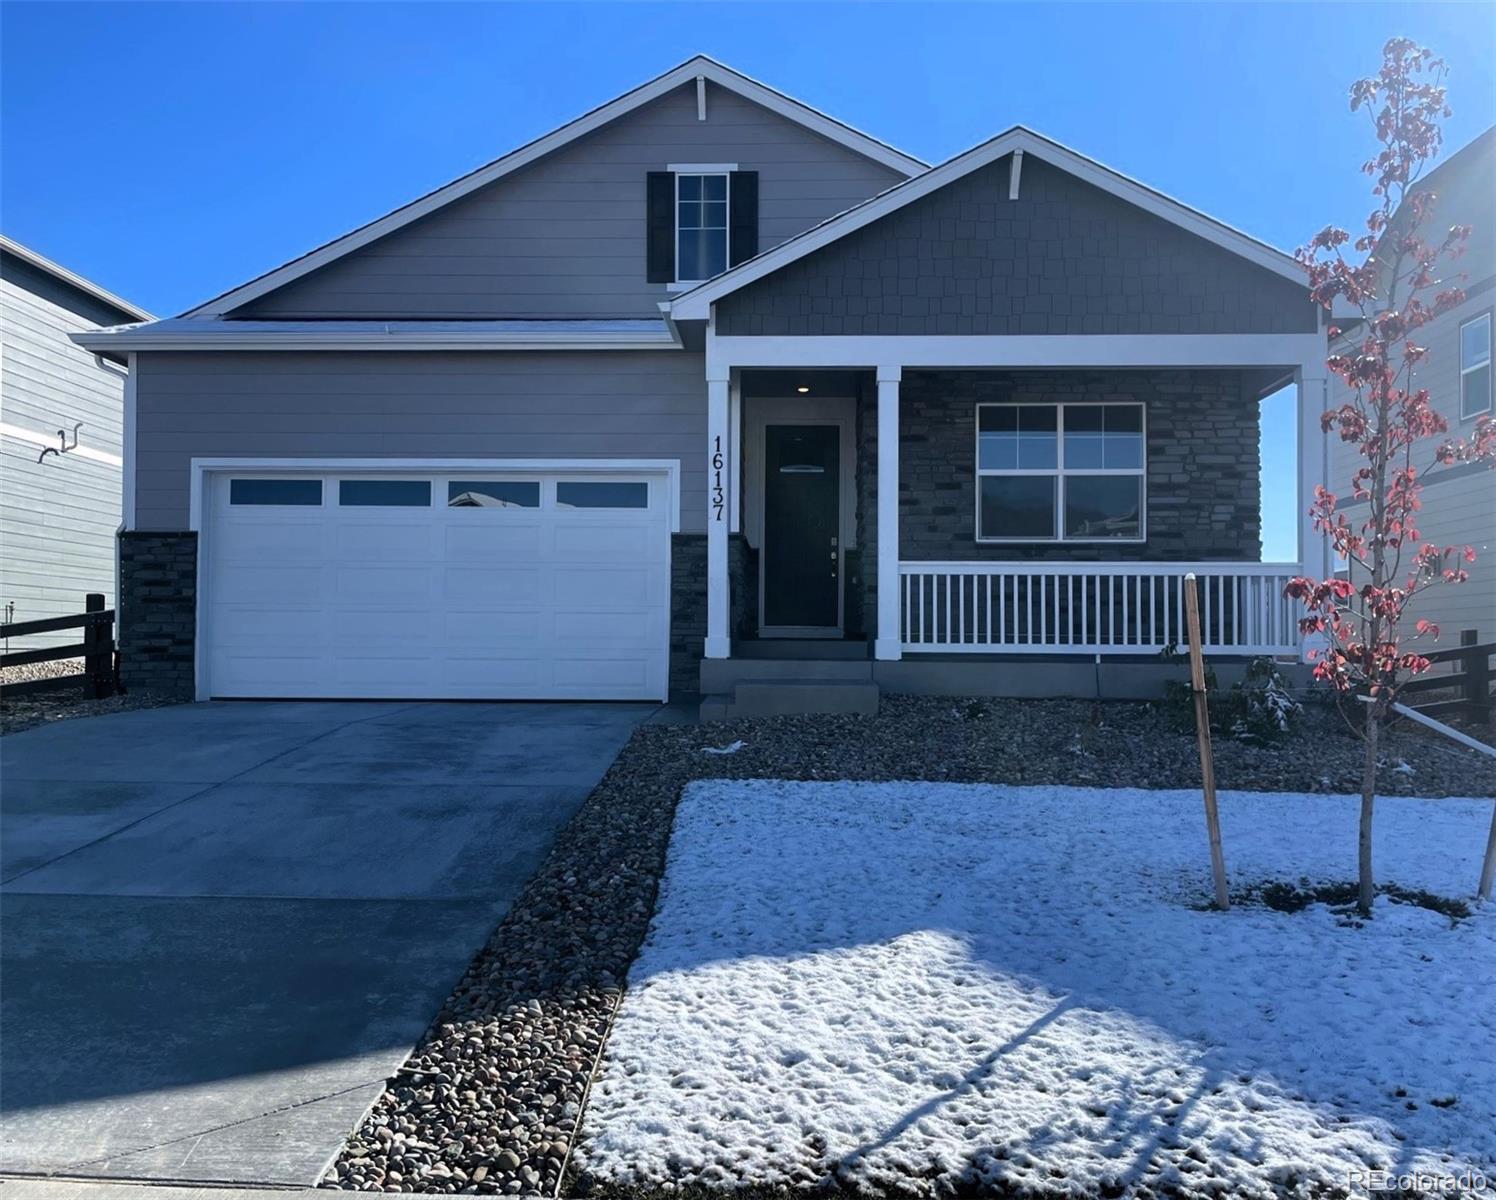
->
[675,172,729,283]
[974,402,1148,543]
[1460,312,1492,420]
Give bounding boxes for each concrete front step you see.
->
[699,677,880,720]
[700,656,873,693]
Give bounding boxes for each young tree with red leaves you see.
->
[1289,37,1495,918]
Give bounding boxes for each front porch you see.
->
[696,335,1330,711]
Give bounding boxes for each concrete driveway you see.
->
[0,700,652,1187]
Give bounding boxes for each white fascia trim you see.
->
[672,128,1304,320]
[0,235,154,323]
[707,332,1326,372]
[70,328,682,352]
[183,57,925,319]
[187,457,682,534]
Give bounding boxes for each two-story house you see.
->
[1327,126,1495,655]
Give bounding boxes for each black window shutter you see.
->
[646,172,675,283]
[729,171,758,267]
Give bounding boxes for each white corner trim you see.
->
[183,57,924,319]
[1008,149,1024,200]
[672,129,1304,320]
[188,456,682,534]
[123,353,137,527]
[666,162,739,174]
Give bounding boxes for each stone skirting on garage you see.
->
[118,531,198,698]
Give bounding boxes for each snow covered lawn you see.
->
[578,782,1496,1199]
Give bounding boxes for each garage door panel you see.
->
[445,525,543,558]
[442,567,543,608]
[212,606,327,646]
[206,469,669,700]
[215,565,326,604]
[552,523,658,562]
[213,521,327,561]
[551,565,657,605]
[335,522,437,560]
[334,566,433,603]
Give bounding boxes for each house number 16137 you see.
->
[710,435,725,521]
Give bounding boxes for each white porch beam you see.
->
[706,372,731,659]
[708,333,1326,370]
[875,365,902,661]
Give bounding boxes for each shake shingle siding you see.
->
[717,156,1317,336]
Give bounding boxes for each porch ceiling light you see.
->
[796,385,810,393]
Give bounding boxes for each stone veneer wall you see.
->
[855,369,1262,639]
[670,533,755,697]
[118,531,198,697]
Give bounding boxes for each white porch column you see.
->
[705,371,731,659]
[1295,362,1332,580]
[874,365,902,661]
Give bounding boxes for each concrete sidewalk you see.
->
[1,700,650,1187]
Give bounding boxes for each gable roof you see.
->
[185,56,927,319]
[670,126,1305,321]
[1,234,153,323]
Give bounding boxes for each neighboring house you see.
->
[1327,127,1496,652]
[1,237,152,647]
[76,57,1329,711]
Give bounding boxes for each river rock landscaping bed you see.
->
[0,659,183,736]
[319,695,1495,1196]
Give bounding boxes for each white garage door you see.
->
[203,469,672,700]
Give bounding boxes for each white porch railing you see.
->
[899,562,1302,655]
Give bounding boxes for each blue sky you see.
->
[4,1,1493,559]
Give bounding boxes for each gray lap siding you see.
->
[132,350,707,531]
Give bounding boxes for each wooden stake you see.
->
[1184,574,1230,910]
[1479,801,1496,903]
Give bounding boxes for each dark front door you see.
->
[763,423,840,630]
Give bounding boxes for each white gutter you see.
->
[70,327,683,353]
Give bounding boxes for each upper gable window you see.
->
[677,173,728,283]
[1461,313,1492,419]
[647,168,757,286]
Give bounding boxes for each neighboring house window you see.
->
[975,402,1146,542]
[1461,313,1492,419]
[676,173,728,282]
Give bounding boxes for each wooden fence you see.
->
[1399,629,1494,722]
[0,593,118,699]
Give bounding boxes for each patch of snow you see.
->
[578,783,1496,1198]
[1394,759,1417,776]
[700,739,745,756]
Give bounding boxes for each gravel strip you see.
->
[0,658,183,736]
[320,695,1494,1197]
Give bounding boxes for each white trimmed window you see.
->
[676,173,728,282]
[1461,313,1492,419]
[975,402,1146,542]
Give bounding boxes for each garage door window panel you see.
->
[229,479,323,506]
[555,481,650,509]
[339,480,432,507]
[448,481,541,508]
